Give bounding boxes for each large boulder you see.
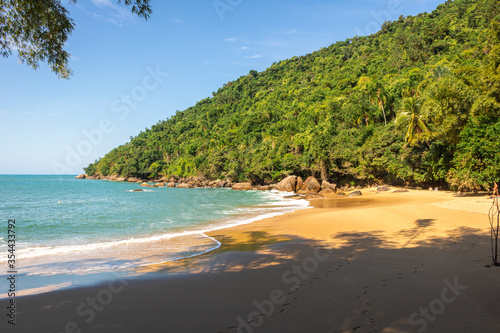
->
[276,176,297,192]
[140,182,156,188]
[156,182,165,187]
[347,190,362,197]
[231,182,253,191]
[177,183,194,188]
[320,180,337,195]
[300,176,321,194]
[167,182,176,188]
[75,174,86,179]
[377,186,390,192]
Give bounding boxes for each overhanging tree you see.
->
[0,0,152,78]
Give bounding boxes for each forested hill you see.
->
[85,0,500,191]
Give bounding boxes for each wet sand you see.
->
[2,188,500,332]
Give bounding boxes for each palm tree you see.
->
[368,82,388,126]
[395,97,430,146]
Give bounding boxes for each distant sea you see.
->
[0,175,309,297]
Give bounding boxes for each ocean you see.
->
[0,175,309,297]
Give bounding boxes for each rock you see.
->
[284,194,303,200]
[156,182,165,187]
[393,189,409,193]
[177,183,194,188]
[377,186,390,192]
[305,193,324,199]
[257,185,272,191]
[127,177,141,183]
[75,174,86,179]
[296,177,303,192]
[167,182,176,188]
[320,180,337,195]
[336,192,346,196]
[347,190,362,197]
[216,180,227,188]
[132,189,144,192]
[116,177,126,182]
[107,175,119,181]
[140,182,157,187]
[231,182,253,191]
[300,176,321,193]
[276,176,297,192]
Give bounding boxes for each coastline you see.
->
[3,188,500,332]
[0,182,310,299]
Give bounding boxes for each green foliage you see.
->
[0,0,152,78]
[447,116,500,191]
[86,0,500,189]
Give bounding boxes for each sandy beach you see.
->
[3,188,500,332]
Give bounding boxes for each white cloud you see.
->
[245,55,262,59]
[91,0,113,8]
[224,38,237,42]
[172,18,183,24]
[286,29,298,35]
[86,0,134,25]
[240,46,249,50]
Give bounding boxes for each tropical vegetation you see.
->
[85,0,500,191]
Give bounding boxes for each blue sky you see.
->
[0,0,445,174]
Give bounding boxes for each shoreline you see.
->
[0,186,310,299]
[3,188,500,332]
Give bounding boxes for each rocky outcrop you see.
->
[140,182,157,187]
[127,177,143,183]
[156,182,165,187]
[231,182,253,191]
[320,180,337,195]
[167,182,176,188]
[75,174,86,179]
[177,183,194,188]
[276,176,297,192]
[299,176,321,194]
[377,186,390,192]
[215,180,228,188]
[347,190,362,197]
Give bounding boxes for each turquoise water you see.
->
[0,175,308,296]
